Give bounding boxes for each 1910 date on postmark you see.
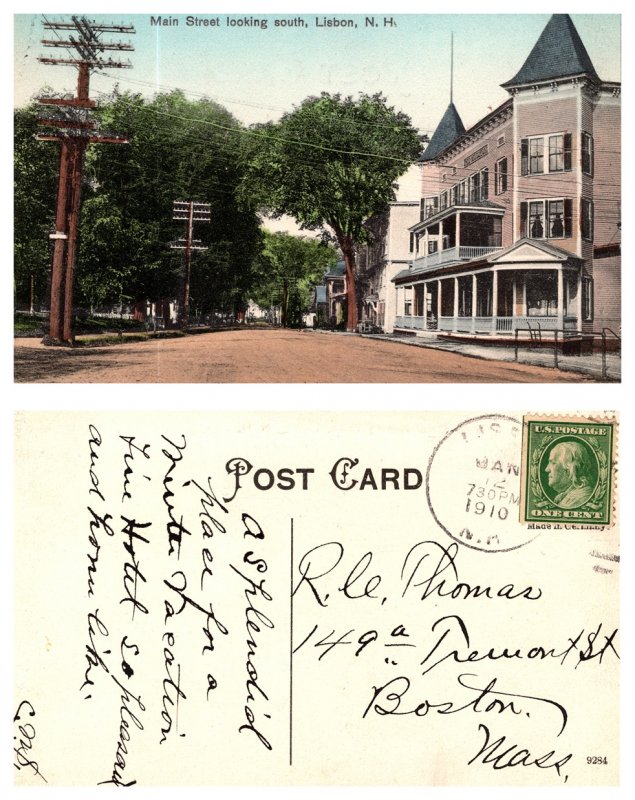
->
[521,416,616,526]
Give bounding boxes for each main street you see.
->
[14,329,592,383]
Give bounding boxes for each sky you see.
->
[13,8,621,140]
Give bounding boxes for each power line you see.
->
[36,15,135,344]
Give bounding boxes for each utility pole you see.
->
[170,201,211,328]
[36,15,135,344]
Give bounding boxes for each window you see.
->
[529,201,545,238]
[422,196,438,219]
[582,132,594,176]
[409,232,416,253]
[469,172,480,203]
[520,199,572,239]
[581,198,594,241]
[547,200,565,238]
[548,134,572,172]
[440,191,449,211]
[529,137,544,174]
[582,276,594,321]
[521,134,571,175]
[481,168,489,200]
[526,272,557,317]
[428,240,438,254]
[451,168,489,206]
[495,157,508,194]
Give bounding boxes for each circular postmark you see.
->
[426,414,539,553]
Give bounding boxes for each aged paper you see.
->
[13,411,619,787]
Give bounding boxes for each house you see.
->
[323,260,347,327]
[358,165,421,332]
[391,14,620,344]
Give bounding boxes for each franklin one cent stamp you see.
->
[521,416,616,526]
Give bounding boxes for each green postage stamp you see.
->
[522,415,617,526]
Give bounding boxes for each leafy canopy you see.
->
[240,92,422,241]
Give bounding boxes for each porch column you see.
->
[576,270,583,332]
[557,268,564,331]
[457,212,462,251]
[472,273,477,333]
[437,281,442,325]
[492,269,498,333]
[512,272,518,329]
[439,220,444,250]
[522,274,527,315]
[453,276,459,332]
[422,282,428,330]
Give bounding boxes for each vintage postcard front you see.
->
[13,411,619,786]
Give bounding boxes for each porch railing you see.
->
[410,245,499,274]
[394,315,426,330]
[395,314,578,333]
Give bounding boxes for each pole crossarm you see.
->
[41,39,135,51]
[36,15,135,344]
[35,133,129,144]
[38,97,97,108]
[44,18,135,33]
[170,238,208,251]
[38,57,133,68]
[170,200,212,326]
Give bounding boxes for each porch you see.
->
[394,266,581,337]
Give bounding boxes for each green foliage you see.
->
[14,105,58,308]
[250,231,337,326]
[240,92,421,236]
[239,92,421,328]
[15,89,263,315]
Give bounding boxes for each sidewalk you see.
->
[360,331,620,382]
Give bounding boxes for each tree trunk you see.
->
[338,232,358,332]
[282,280,289,328]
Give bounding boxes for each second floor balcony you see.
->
[411,244,499,274]
[409,204,504,275]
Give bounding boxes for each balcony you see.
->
[410,245,499,275]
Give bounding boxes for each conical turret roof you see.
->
[419,101,466,162]
[502,14,600,89]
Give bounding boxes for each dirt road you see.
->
[14,329,590,383]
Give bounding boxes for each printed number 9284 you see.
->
[587,756,608,765]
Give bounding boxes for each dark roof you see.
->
[419,102,466,162]
[393,257,490,284]
[502,14,600,89]
[324,260,346,278]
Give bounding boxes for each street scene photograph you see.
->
[13,11,621,382]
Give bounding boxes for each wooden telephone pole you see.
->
[36,16,135,344]
[170,201,211,328]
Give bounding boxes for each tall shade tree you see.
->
[15,89,264,320]
[14,104,58,310]
[240,92,422,330]
[251,231,337,327]
[81,89,263,317]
